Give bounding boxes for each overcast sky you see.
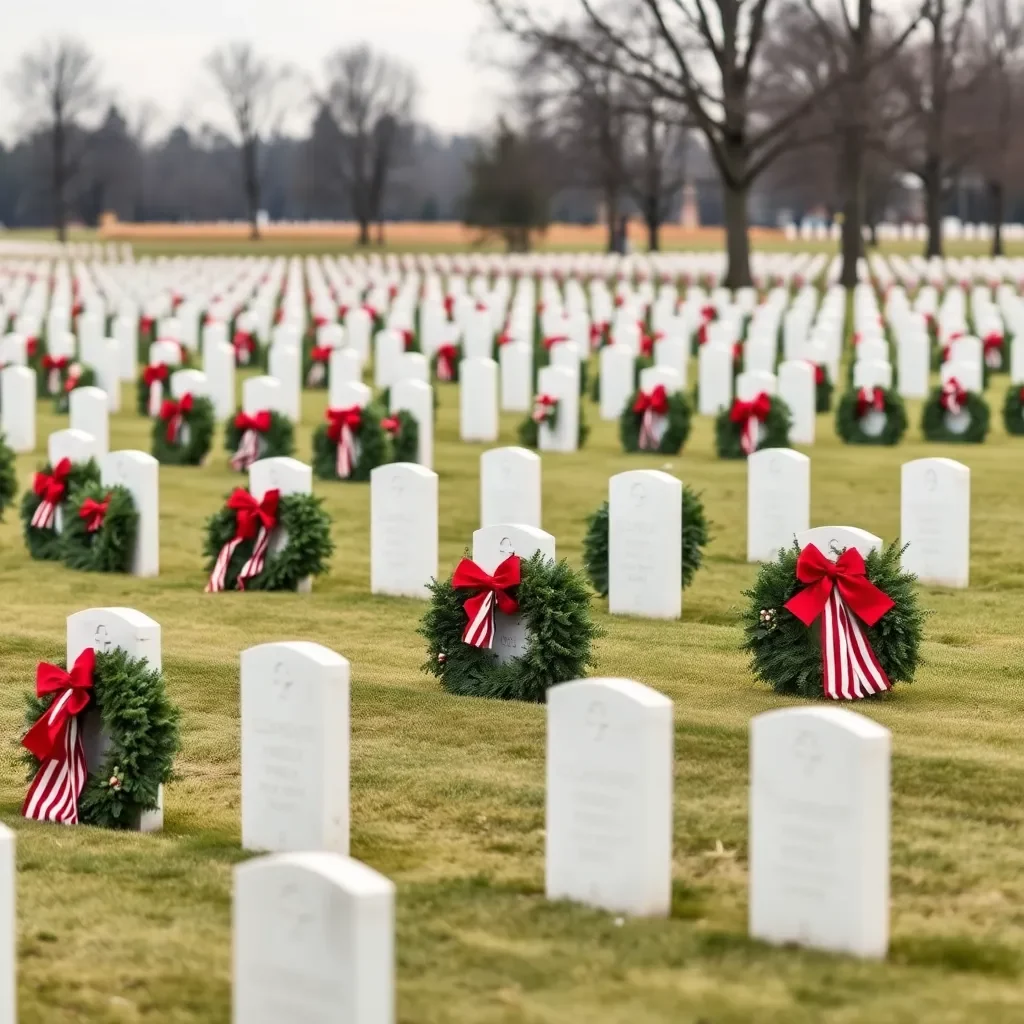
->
[0,0,510,142]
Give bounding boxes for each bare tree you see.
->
[318,45,417,246]
[207,42,289,240]
[6,38,102,241]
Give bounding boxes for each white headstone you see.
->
[374,330,405,390]
[170,368,209,399]
[0,826,13,1024]
[499,343,532,413]
[69,386,109,457]
[546,678,673,918]
[638,365,682,396]
[243,376,283,416]
[941,359,982,394]
[329,348,364,407]
[66,607,164,831]
[149,340,182,367]
[750,707,890,958]
[608,470,682,619]
[472,524,555,662]
[536,365,579,452]
[233,853,394,1024]
[394,352,429,384]
[796,525,882,560]
[900,458,969,588]
[698,344,733,415]
[370,463,438,599]
[460,358,499,442]
[776,360,815,445]
[249,457,314,593]
[1,365,35,452]
[204,341,236,420]
[115,314,138,382]
[241,641,350,854]
[896,334,930,399]
[1011,336,1024,384]
[268,344,301,423]
[736,370,777,400]
[480,446,541,529]
[344,307,372,363]
[599,345,636,420]
[853,360,893,390]
[747,449,810,562]
[48,427,97,467]
[390,379,433,469]
[101,451,160,577]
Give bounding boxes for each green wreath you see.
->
[0,434,16,520]
[387,409,420,464]
[430,344,462,383]
[619,388,692,455]
[921,387,990,444]
[814,365,833,413]
[835,388,908,445]
[589,355,653,402]
[312,406,388,482]
[21,458,102,561]
[22,648,181,829]
[1001,384,1024,436]
[224,410,296,467]
[741,540,924,699]
[303,345,332,389]
[419,551,601,703]
[59,482,139,573]
[582,486,710,597]
[517,400,590,449]
[39,360,97,413]
[136,365,170,416]
[151,395,216,465]
[714,395,792,459]
[203,491,334,591]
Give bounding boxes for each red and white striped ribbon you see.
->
[205,538,245,592]
[30,500,58,529]
[740,418,759,456]
[639,410,665,450]
[306,362,326,386]
[47,367,62,394]
[463,590,497,647]
[23,700,87,825]
[237,527,272,589]
[230,429,260,471]
[148,379,163,417]
[821,587,892,700]
[336,424,357,478]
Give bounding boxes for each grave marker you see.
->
[249,457,314,593]
[747,449,810,562]
[537,365,579,452]
[101,451,160,577]
[500,343,532,412]
[599,345,636,420]
[480,446,541,528]
[1,366,35,452]
[69,386,109,456]
[371,463,438,599]
[900,458,969,588]
[0,825,12,1024]
[268,344,301,422]
[777,360,815,444]
[390,379,433,469]
[460,358,499,442]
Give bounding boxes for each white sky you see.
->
[0,0,510,142]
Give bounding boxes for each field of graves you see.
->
[1,374,1023,1023]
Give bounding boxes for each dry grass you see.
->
[0,365,1023,1023]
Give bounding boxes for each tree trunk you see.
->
[989,179,1004,257]
[604,189,619,253]
[923,157,943,258]
[722,181,752,289]
[53,123,67,243]
[646,199,660,252]
[839,125,865,288]
[376,220,385,246]
[243,139,261,241]
[358,218,371,246]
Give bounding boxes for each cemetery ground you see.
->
[0,380,1023,1024]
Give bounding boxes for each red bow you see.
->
[635,384,669,450]
[326,405,362,477]
[443,296,455,318]
[160,393,193,443]
[310,345,332,363]
[784,545,894,700]
[543,335,568,351]
[856,387,885,418]
[700,304,717,322]
[31,457,72,529]
[451,554,521,648]
[532,393,559,424]
[381,416,400,434]
[940,378,967,415]
[983,331,1003,368]
[22,648,95,824]
[729,393,772,455]
[230,410,272,471]
[205,488,280,591]
[79,494,111,533]
[140,315,155,334]
[400,329,414,350]
[43,354,68,371]
[639,333,655,358]
[497,332,512,347]
[633,384,668,416]
[143,363,169,387]
[234,410,272,434]
[812,364,826,386]
[436,344,459,382]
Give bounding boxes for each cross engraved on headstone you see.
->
[793,730,822,777]
[499,535,514,559]
[93,624,112,652]
[272,661,292,700]
[925,468,938,491]
[586,700,608,742]
[630,482,646,507]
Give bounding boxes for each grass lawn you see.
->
[1,368,1023,1024]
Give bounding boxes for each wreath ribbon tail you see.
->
[205,537,244,592]
[821,589,892,700]
[639,410,665,450]
[237,526,272,589]
[23,713,87,824]
[31,499,57,529]
[336,425,356,478]
[48,368,61,395]
[230,429,259,471]
[462,590,496,648]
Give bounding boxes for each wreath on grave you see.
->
[813,363,833,413]
[304,344,332,388]
[136,362,171,416]
[715,393,792,459]
[150,393,216,466]
[431,343,461,382]
[619,384,692,455]
[21,645,180,829]
[203,486,334,592]
[582,486,710,597]
[835,386,908,445]
[741,540,924,700]
[419,551,601,703]
[517,393,590,450]
[982,331,1006,373]
[21,458,101,561]
[224,409,296,471]
[1001,383,1024,435]
[312,404,387,482]
[59,481,139,573]
[0,434,16,519]
[921,379,990,444]
[39,357,97,413]
[385,409,420,464]
[233,326,258,367]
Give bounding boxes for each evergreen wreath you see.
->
[741,540,924,700]
[39,358,97,413]
[517,396,590,449]
[59,482,139,573]
[714,394,792,459]
[304,344,332,389]
[813,363,833,413]
[22,647,181,830]
[224,409,295,470]
[21,458,101,561]
[619,385,692,455]
[1002,383,1024,436]
[0,434,16,519]
[921,383,990,444]
[203,489,334,591]
[835,387,908,445]
[431,343,462,382]
[312,404,388,482]
[582,486,710,597]
[136,363,172,416]
[419,551,601,703]
[385,408,420,464]
[151,394,216,465]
